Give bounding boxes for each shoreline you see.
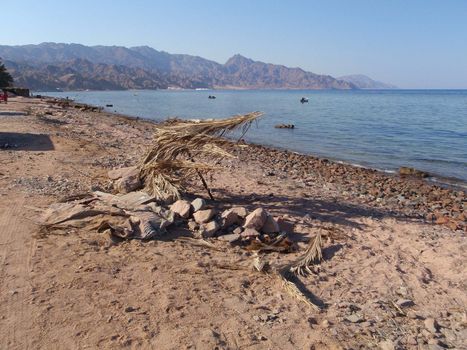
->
[33,95,466,232]
[37,94,467,191]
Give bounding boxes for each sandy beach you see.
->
[0,96,465,349]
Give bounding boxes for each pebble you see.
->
[396,298,415,308]
[424,318,440,333]
[345,314,364,323]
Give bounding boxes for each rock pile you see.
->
[170,198,284,244]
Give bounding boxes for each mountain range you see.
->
[0,43,395,91]
[338,74,397,89]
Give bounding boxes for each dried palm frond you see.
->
[289,232,323,277]
[139,112,262,200]
[277,271,320,311]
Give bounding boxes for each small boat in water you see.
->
[300,97,309,103]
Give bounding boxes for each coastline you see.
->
[0,96,465,348]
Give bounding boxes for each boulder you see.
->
[201,220,220,237]
[399,167,429,178]
[170,200,192,219]
[262,215,280,233]
[191,198,206,212]
[232,227,243,235]
[193,209,216,224]
[244,208,268,230]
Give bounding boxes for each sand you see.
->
[0,96,465,349]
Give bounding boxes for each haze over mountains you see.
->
[0,43,395,91]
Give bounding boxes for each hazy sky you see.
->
[1,0,466,88]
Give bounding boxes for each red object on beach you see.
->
[0,91,7,103]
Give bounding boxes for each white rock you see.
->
[191,198,206,212]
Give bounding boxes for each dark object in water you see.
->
[275,124,295,129]
[208,95,216,99]
[106,104,113,107]
[300,97,309,103]
[399,167,429,178]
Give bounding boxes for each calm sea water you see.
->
[42,89,467,185]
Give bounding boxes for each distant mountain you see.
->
[338,74,397,89]
[0,42,356,91]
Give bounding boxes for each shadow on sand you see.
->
[0,132,55,151]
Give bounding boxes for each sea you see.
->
[41,89,467,187]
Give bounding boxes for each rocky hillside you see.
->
[338,74,397,89]
[1,42,355,90]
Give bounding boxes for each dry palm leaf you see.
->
[289,232,323,277]
[139,112,262,201]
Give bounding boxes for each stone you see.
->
[396,299,415,308]
[424,318,439,333]
[221,210,241,228]
[378,340,395,350]
[241,228,260,237]
[191,198,206,212]
[193,209,216,224]
[170,200,192,219]
[201,221,220,238]
[187,220,198,231]
[345,314,364,323]
[229,206,248,218]
[262,215,280,233]
[232,227,243,235]
[108,166,138,180]
[244,208,268,230]
[217,233,241,243]
[114,167,142,193]
[277,217,294,233]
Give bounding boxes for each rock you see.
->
[378,340,395,350]
[424,318,439,333]
[124,306,136,313]
[187,220,198,231]
[201,221,220,237]
[399,166,429,178]
[345,314,364,323]
[220,210,241,228]
[170,200,192,219]
[228,206,248,218]
[262,215,280,233]
[193,209,216,224]
[396,299,415,308]
[241,228,260,237]
[114,167,142,193]
[277,217,294,233]
[217,233,241,243]
[232,227,243,235]
[244,208,268,230]
[191,198,206,212]
[108,166,138,180]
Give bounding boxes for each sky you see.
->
[1,0,467,88]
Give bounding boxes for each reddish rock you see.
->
[244,208,268,230]
[170,200,192,219]
[193,209,216,224]
[201,220,220,237]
